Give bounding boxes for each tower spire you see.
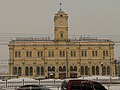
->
[60,3,62,11]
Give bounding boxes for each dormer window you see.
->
[60,15,63,17]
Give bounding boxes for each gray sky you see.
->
[0,0,120,35]
[0,0,120,72]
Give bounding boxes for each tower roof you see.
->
[57,9,65,15]
[56,3,66,15]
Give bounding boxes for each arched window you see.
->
[63,66,66,71]
[102,66,106,75]
[96,66,99,75]
[48,66,51,71]
[18,67,22,76]
[52,66,55,71]
[59,66,62,71]
[70,66,74,71]
[25,67,29,76]
[92,66,95,75]
[85,66,88,75]
[107,66,110,75]
[60,33,64,38]
[81,66,84,75]
[30,67,33,76]
[41,66,44,75]
[36,66,40,75]
[74,66,77,71]
[13,67,17,75]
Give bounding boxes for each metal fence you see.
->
[0,79,62,89]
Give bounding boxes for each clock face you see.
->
[59,21,63,25]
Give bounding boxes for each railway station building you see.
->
[8,8,115,79]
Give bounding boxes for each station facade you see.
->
[8,8,115,79]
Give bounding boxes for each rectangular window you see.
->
[103,50,109,57]
[26,51,32,57]
[15,51,21,57]
[48,51,51,57]
[60,51,65,57]
[103,51,105,57]
[106,51,108,56]
[37,51,43,58]
[92,50,98,57]
[48,51,54,57]
[70,50,76,57]
[60,51,62,57]
[81,50,87,57]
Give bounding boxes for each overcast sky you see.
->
[0,0,120,35]
[0,0,120,71]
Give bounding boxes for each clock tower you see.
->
[54,5,68,41]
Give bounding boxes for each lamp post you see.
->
[66,51,68,78]
[114,60,118,76]
[101,62,103,76]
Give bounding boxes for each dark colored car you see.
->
[15,84,51,90]
[61,79,107,90]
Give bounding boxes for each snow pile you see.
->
[78,76,120,80]
[1,76,119,82]
[8,77,37,82]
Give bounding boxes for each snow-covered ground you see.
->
[0,76,120,90]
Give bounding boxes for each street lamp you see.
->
[114,60,118,76]
[101,62,103,76]
[66,51,68,78]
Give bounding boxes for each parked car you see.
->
[15,84,51,90]
[61,79,107,90]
